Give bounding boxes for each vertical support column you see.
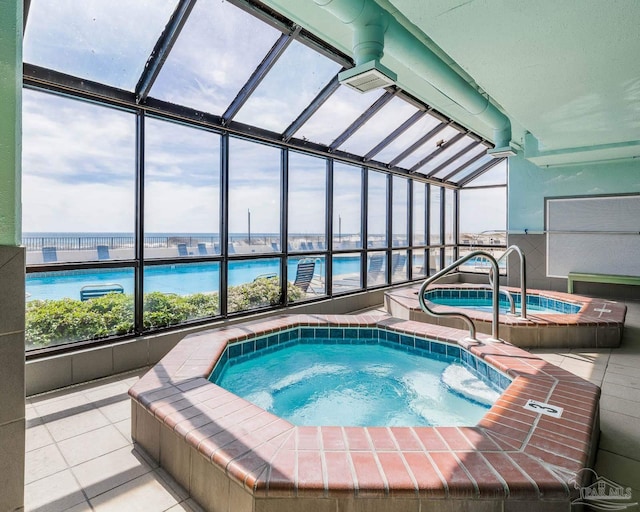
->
[0,1,26,510]
[134,112,145,333]
[280,148,289,302]
[220,134,230,316]
[325,158,333,296]
[361,167,368,288]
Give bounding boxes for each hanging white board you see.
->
[546,195,640,278]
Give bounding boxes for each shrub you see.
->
[25,293,134,348]
[26,277,304,348]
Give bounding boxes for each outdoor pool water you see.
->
[214,341,502,427]
[26,257,361,301]
[425,289,582,315]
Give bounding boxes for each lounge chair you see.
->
[367,253,386,284]
[300,242,309,251]
[227,243,235,255]
[392,253,407,279]
[317,241,325,251]
[80,283,124,301]
[271,242,280,252]
[97,245,110,260]
[307,242,315,251]
[177,243,189,256]
[197,243,208,256]
[42,246,57,263]
[293,258,316,293]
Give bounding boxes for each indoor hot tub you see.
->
[385,283,627,348]
[129,314,600,512]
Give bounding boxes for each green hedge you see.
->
[26,277,305,348]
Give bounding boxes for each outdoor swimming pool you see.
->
[26,257,361,301]
[214,339,501,427]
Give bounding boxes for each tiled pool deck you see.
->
[127,314,601,512]
[386,284,627,348]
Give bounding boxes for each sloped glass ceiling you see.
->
[22,0,505,187]
[24,0,179,91]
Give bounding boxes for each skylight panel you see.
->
[296,85,385,147]
[23,0,178,91]
[394,125,460,170]
[233,40,341,134]
[338,97,418,156]
[429,143,487,180]
[464,159,507,186]
[150,0,281,115]
[372,114,442,163]
[449,154,494,184]
[415,135,476,175]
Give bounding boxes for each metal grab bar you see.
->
[418,250,501,342]
[497,287,516,315]
[489,245,527,319]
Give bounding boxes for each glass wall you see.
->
[22,90,136,265]
[229,138,281,253]
[288,151,327,251]
[367,171,387,249]
[412,183,427,247]
[22,90,506,351]
[392,176,408,247]
[333,162,362,251]
[412,182,428,278]
[144,117,221,259]
[458,186,507,273]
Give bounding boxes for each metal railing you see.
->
[489,244,527,319]
[418,250,501,341]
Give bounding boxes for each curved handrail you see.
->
[489,245,527,319]
[418,250,500,341]
[498,287,516,315]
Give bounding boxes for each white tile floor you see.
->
[25,299,640,511]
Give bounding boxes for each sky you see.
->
[21,0,506,237]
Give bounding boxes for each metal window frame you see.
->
[21,0,508,357]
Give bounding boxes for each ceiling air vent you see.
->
[338,60,397,93]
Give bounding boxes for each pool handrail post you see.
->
[418,250,501,342]
[490,245,527,319]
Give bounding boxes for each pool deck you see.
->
[386,283,627,348]
[124,314,601,511]
[24,300,640,512]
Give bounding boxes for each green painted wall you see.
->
[0,1,21,246]
[508,155,640,231]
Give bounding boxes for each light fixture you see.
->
[487,143,517,158]
[338,60,397,93]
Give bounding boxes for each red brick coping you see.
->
[386,283,627,348]
[129,314,600,512]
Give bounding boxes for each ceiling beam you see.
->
[282,73,341,142]
[388,121,450,167]
[424,140,481,178]
[222,26,300,124]
[457,157,503,187]
[410,131,467,173]
[135,0,198,102]
[329,89,397,150]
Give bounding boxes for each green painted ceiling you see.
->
[262,0,640,167]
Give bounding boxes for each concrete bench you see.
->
[567,272,640,293]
